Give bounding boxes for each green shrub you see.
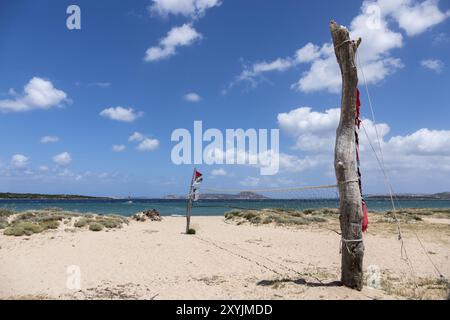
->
[243,211,258,219]
[4,222,43,236]
[224,210,241,219]
[224,207,330,227]
[17,212,36,220]
[40,220,60,230]
[98,218,122,228]
[74,218,89,228]
[89,222,103,231]
[306,216,328,223]
[0,208,16,217]
[0,221,9,229]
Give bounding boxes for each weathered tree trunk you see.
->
[330,21,364,290]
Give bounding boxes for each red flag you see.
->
[193,169,203,185]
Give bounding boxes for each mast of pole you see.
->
[186,168,196,234]
[330,20,364,290]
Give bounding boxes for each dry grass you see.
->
[379,271,449,300]
[74,215,128,231]
[225,208,336,227]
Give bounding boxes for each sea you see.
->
[1,198,450,216]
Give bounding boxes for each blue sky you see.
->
[0,0,449,197]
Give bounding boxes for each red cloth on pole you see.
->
[362,200,369,232]
[356,88,368,232]
[356,89,361,128]
[194,170,202,179]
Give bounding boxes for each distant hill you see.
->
[434,192,450,199]
[366,192,450,200]
[163,192,269,200]
[0,193,110,200]
[163,195,186,200]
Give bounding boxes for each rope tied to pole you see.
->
[356,50,447,288]
[340,237,364,256]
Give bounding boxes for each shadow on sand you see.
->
[257,278,342,288]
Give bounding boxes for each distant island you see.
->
[0,193,111,200]
[163,192,269,200]
[366,192,450,200]
[2,191,449,201]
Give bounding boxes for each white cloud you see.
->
[128,132,144,142]
[203,147,319,174]
[39,165,49,172]
[100,106,143,122]
[211,168,227,176]
[421,59,444,73]
[387,128,450,156]
[278,107,341,137]
[433,32,450,45]
[184,92,201,102]
[144,24,202,62]
[87,82,111,88]
[384,0,450,36]
[277,106,450,175]
[235,58,295,87]
[40,136,60,144]
[233,0,448,93]
[240,176,260,187]
[295,43,328,63]
[112,145,126,152]
[11,154,29,169]
[278,107,342,152]
[53,152,72,166]
[0,77,68,112]
[129,132,160,151]
[149,0,221,18]
[137,138,160,151]
[58,168,82,181]
[293,0,449,92]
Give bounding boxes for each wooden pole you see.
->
[186,168,196,234]
[330,20,364,290]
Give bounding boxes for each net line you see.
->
[191,184,340,213]
[200,184,338,194]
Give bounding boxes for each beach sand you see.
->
[0,216,449,300]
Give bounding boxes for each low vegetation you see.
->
[1,208,128,236]
[380,208,450,223]
[225,207,450,232]
[225,208,335,226]
[89,222,104,232]
[0,208,16,229]
[378,271,449,300]
[74,215,128,231]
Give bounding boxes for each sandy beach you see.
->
[1,213,449,300]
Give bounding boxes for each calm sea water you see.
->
[1,199,450,216]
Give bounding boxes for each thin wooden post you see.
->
[185,168,196,234]
[330,20,364,290]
